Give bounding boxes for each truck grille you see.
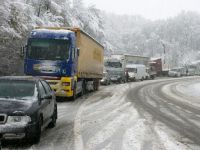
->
[0,114,6,124]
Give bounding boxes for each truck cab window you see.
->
[28,39,70,61]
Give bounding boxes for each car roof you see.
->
[0,76,42,82]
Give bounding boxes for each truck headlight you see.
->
[7,116,31,124]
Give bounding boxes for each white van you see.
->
[126,64,147,81]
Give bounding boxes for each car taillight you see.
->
[62,82,70,86]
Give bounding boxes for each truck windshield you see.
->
[171,69,179,72]
[127,68,137,73]
[109,71,122,75]
[105,62,122,68]
[0,80,37,100]
[27,39,70,60]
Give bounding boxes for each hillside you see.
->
[1,0,200,75]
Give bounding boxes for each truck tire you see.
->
[93,79,99,91]
[151,75,155,80]
[119,79,122,84]
[96,80,100,90]
[81,81,86,96]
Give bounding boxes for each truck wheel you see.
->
[81,81,86,96]
[93,80,99,91]
[118,79,122,84]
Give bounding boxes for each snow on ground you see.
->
[154,122,190,150]
[3,77,199,150]
[176,82,200,97]
[162,79,200,108]
[73,77,200,150]
[74,84,133,150]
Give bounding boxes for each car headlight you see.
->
[7,116,31,124]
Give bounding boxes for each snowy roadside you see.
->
[74,77,200,150]
[176,81,200,97]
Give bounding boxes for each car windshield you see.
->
[0,80,37,100]
[105,62,122,68]
[109,71,122,75]
[27,39,70,60]
[171,69,179,72]
[127,68,137,73]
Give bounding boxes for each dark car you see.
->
[0,76,57,144]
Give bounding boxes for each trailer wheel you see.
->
[81,81,86,96]
[94,79,99,91]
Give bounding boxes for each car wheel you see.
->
[31,116,42,144]
[48,107,57,128]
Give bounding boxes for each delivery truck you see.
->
[104,58,125,83]
[24,27,104,99]
[108,54,150,82]
[126,64,147,81]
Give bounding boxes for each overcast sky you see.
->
[84,0,200,20]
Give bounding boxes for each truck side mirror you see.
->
[77,48,80,57]
[20,45,27,57]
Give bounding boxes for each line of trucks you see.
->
[22,26,167,99]
[101,55,161,84]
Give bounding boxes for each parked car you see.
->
[100,72,111,85]
[0,76,57,143]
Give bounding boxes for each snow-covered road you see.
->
[2,77,200,150]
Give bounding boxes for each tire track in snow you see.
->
[82,101,131,130]
[74,83,132,150]
[85,112,130,150]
